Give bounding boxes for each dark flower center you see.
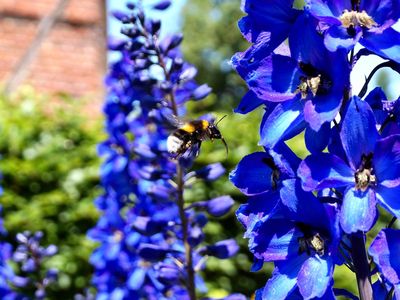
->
[296,75,332,99]
[296,62,332,99]
[339,10,376,36]
[298,232,325,257]
[297,223,326,257]
[262,157,280,190]
[354,153,376,192]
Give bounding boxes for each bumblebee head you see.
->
[208,125,222,139]
[208,115,228,155]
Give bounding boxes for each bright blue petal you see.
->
[230,152,275,195]
[362,27,400,63]
[234,91,266,114]
[324,25,361,52]
[127,268,146,290]
[360,0,400,30]
[298,256,333,299]
[236,192,280,232]
[251,217,303,262]
[259,98,306,148]
[305,123,330,154]
[370,229,400,285]
[240,0,301,44]
[268,142,301,178]
[376,185,400,219]
[232,52,300,101]
[340,96,378,170]
[280,179,328,230]
[289,13,326,64]
[298,153,354,191]
[306,0,347,19]
[262,254,307,300]
[374,135,400,188]
[304,93,341,131]
[340,187,377,233]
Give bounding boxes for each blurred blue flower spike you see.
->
[90,1,242,299]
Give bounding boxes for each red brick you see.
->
[0,0,106,111]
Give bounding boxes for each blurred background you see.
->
[0,0,399,299]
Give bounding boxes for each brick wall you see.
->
[0,0,106,101]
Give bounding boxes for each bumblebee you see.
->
[167,116,228,158]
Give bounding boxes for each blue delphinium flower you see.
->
[298,96,400,233]
[90,1,240,299]
[306,0,400,62]
[231,145,342,299]
[11,231,58,299]
[233,12,349,149]
[232,0,400,298]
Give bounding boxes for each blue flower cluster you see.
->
[231,0,400,299]
[0,214,58,300]
[89,1,241,299]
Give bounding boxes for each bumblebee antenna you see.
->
[215,114,227,126]
[221,137,229,156]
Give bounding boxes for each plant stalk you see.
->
[350,232,373,300]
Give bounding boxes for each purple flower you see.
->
[298,96,400,233]
[369,228,400,299]
[199,239,239,259]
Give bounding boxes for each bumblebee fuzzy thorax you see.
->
[166,117,228,158]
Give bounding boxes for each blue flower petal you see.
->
[206,196,234,217]
[262,254,308,300]
[230,152,275,195]
[376,185,400,219]
[280,179,328,230]
[361,1,400,32]
[232,52,300,101]
[298,256,333,299]
[259,98,306,148]
[268,142,301,178]
[362,27,400,63]
[234,91,266,114]
[369,229,400,285]
[236,192,280,233]
[251,217,303,262]
[374,135,400,188]
[303,91,342,131]
[305,122,330,154]
[306,0,347,20]
[240,0,301,44]
[298,153,354,191]
[289,13,326,64]
[340,187,377,233]
[324,25,361,52]
[340,96,378,170]
[127,268,146,290]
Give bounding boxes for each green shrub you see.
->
[0,88,102,298]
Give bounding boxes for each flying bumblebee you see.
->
[167,115,228,158]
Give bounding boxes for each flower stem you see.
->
[176,165,197,300]
[350,232,373,300]
[155,42,197,300]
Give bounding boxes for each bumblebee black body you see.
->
[167,118,228,158]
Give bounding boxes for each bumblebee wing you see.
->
[165,113,185,129]
[178,141,201,160]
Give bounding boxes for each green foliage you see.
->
[0,88,102,298]
[182,0,248,111]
